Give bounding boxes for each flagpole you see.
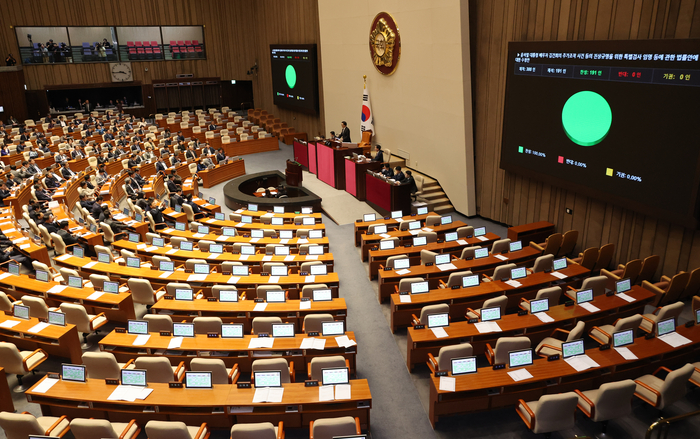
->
[363,75,366,89]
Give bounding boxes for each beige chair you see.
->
[152,255,172,270]
[690,361,700,388]
[530,254,554,273]
[59,267,81,281]
[256,285,284,301]
[301,284,330,299]
[490,238,511,254]
[50,232,67,254]
[166,282,200,299]
[170,236,188,248]
[601,258,642,290]
[263,262,286,273]
[642,271,690,307]
[529,233,563,256]
[457,226,474,238]
[0,291,19,313]
[134,357,186,383]
[465,294,508,320]
[308,356,349,381]
[230,422,283,439]
[634,363,695,409]
[20,295,56,319]
[128,278,166,306]
[303,314,334,333]
[639,301,684,333]
[143,314,174,332]
[193,316,223,334]
[637,254,661,284]
[485,336,531,365]
[680,267,700,300]
[197,239,214,252]
[589,314,643,345]
[487,263,517,282]
[252,316,283,334]
[516,392,578,436]
[252,358,294,384]
[459,246,481,259]
[300,261,323,272]
[575,379,636,434]
[420,249,438,265]
[418,231,438,243]
[412,303,449,327]
[310,416,360,439]
[212,285,239,300]
[69,418,140,439]
[398,277,426,294]
[145,232,161,244]
[557,230,579,257]
[565,275,607,300]
[60,303,108,346]
[145,420,210,439]
[0,412,70,439]
[82,352,134,379]
[0,341,48,391]
[520,286,561,312]
[190,358,239,384]
[535,321,586,357]
[427,343,473,374]
[439,270,474,288]
[425,215,441,227]
[384,255,409,269]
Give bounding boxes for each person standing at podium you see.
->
[372,144,384,162]
[339,121,351,142]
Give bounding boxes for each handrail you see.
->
[645,408,700,439]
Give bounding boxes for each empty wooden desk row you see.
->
[0,314,82,364]
[428,323,700,426]
[231,208,323,221]
[354,211,440,246]
[405,286,654,370]
[153,227,330,248]
[27,378,372,431]
[360,221,470,261]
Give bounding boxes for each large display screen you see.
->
[501,39,700,227]
[270,44,319,114]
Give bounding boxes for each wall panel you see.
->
[472,0,700,278]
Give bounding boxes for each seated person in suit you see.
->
[176,131,185,142]
[26,159,41,175]
[0,235,33,270]
[166,175,180,193]
[202,144,215,156]
[155,157,168,172]
[148,199,169,229]
[170,187,185,208]
[184,146,197,161]
[403,170,418,196]
[184,194,207,219]
[0,182,10,207]
[393,165,406,182]
[57,220,93,257]
[61,162,76,179]
[208,122,217,131]
[372,144,384,162]
[170,169,183,186]
[36,211,59,234]
[127,153,140,169]
[77,180,95,199]
[34,184,52,202]
[215,148,226,163]
[380,164,393,178]
[91,195,104,218]
[100,206,129,233]
[124,178,144,199]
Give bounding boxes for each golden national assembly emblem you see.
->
[369,12,401,75]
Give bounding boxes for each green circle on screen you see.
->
[285,65,297,89]
[561,91,612,146]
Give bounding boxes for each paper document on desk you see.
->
[248,338,274,349]
[319,385,334,401]
[86,291,104,301]
[238,255,250,261]
[33,377,59,394]
[145,246,158,252]
[47,285,68,295]
[439,376,456,392]
[299,301,311,310]
[457,239,469,246]
[614,347,638,360]
[227,276,240,284]
[437,263,457,271]
[262,255,273,261]
[133,334,151,346]
[192,233,206,238]
[18,243,30,249]
[267,276,280,283]
[284,255,295,262]
[301,338,325,350]
[550,271,568,279]
[188,274,208,282]
[616,293,635,303]
[166,248,178,255]
[253,303,268,311]
[304,275,315,283]
[493,254,508,261]
[108,385,153,402]
[253,387,284,403]
[335,335,357,348]
[431,327,449,338]
[168,337,184,349]
[476,236,489,242]
[534,312,555,323]
[659,332,692,348]
[0,320,20,328]
[578,302,600,313]
[3,228,16,233]
[408,230,420,236]
[335,384,351,400]
[278,239,289,244]
[508,369,533,382]
[474,322,502,333]
[505,280,522,288]
[379,234,391,239]
[56,254,72,261]
[297,238,309,244]
[305,255,319,260]
[0,273,11,281]
[208,253,219,259]
[395,269,411,275]
[137,244,147,250]
[565,355,600,372]
[399,295,411,303]
[216,235,229,242]
[248,237,260,243]
[235,223,245,227]
[12,237,28,243]
[83,261,98,269]
[158,271,173,279]
[206,218,216,224]
[235,209,244,213]
[28,322,50,334]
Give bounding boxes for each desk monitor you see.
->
[576,289,594,304]
[474,227,486,237]
[123,207,130,216]
[221,323,244,338]
[121,369,147,386]
[185,371,212,389]
[241,215,253,224]
[308,230,323,239]
[215,212,225,221]
[159,261,174,272]
[61,364,86,383]
[417,207,429,215]
[194,263,210,274]
[321,321,345,336]
[309,245,324,255]
[251,229,264,238]
[48,311,65,326]
[445,232,458,242]
[313,289,332,301]
[696,308,700,325]
[553,257,568,271]
[219,290,238,302]
[175,288,193,301]
[35,270,49,282]
[474,248,489,259]
[508,348,533,368]
[13,304,29,320]
[511,267,527,280]
[72,246,84,258]
[363,213,376,222]
[480,306,501,322]
[274,206,285,214]
[104,281,120,293]
[270,265,288,276]
[616,278,632,294]
[562,339,585,359]
[173,322,195,337]
[128,233,140,243]
[266,290,286,303]
[310,264,327,276]
[333,436,367,439]
[180,241,194,251]
[152,237,165,247]
[379,240,395,250]
[302,217,315,225]
[209,244,223,254]
[271,217,284,226]
[208,197,216,205]
[613,329,635,348]
[241,245,255,255]
[8,263,19,276]
[66,275,83,289]
[278,230,293,239]
[321,367,349,385]
[29,436,60,439]
[199,192,204,198]
[427,313,449,328]
[248,203,258,212]
[509,241,523,252]
[302,207,313,214]
[657,318,676,337]
[393,258,410,270]
[128,320,149,335]
[274,246,290,256]
[175,222,186,231]
[413,236,427,246]
[410,281,430,294]
[174,204,182,213]
[197,225,210,235]
[231,265,249,276]
[391,210,403,219]
[271,323,295,338]
[462,275,480,288]
[529,298,549,314]
[254,370,281,388]
[435,254,451,265]
[440,215,453,225]
[126,257,141,269]
[451,356,477,376]
[408,220,421,230]
[133,212,143,222]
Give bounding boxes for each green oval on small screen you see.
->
[285,65,297,89]
[562,91,612,146]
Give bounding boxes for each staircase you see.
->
[386,155,455,215]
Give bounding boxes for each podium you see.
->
[285,160,303,187]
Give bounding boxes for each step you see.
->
[421,187,443,195]
[422,192,448,201]
[426,196,451,205]
[434,205,454,215]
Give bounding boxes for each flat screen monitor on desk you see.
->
[322,321,345,336]
[194,264,209,274]
[210,244,223,254]
[36,270,49,282]
[657,318,676,337]
[509,241,522,252]
[241,245,255,255]
[435,254,451,266]
[310,264,327,275]
[410,281,429,294]
[553,257,568,271]
[427,313,449,328]
[173,323,195,337]
[529,298,549,314]
[175,222,186,231]
[121,369,147,386]
[223,227,236,236]
[616,278,632,294]
[451,356,477,376]
[126,257,141,269]
[274,246,290,256]
[474,248,489,259]
[302,217,315,225]
[219,290,238,302]
[254,370,281,388]
[363,213,376,222]
[321,367,349,385]
[185,371,212,389]
[270,266,288,277]
[613,329,635,348]
[97,252,111,263]
[561,339,585,359]
[413,236,427,246]
[248,203,258,212]
[175,289,193,301]
[8,263,20,276]
[441,215,452,225]
[197,226,210,235]
[248,229,262,239]
[271,217,284,226]
[445,232,458,242]
[302,207,313,214]
[393,258,410,270]
[13,305,29,320]
[128,233,139,243]
[511,267,527,280]
[309,245,324,255]
[231,266,249,276]
[152,237,164,247]
[221,323,244,338]
[508,348,533,368]
[180,241,194,251]
[576,289,593,304]
[279,230,293,239]
[463,275,480,288]
[408,221,421,230]
[271,323,295,338]
[313,289,332,301]
[48,311,65,326]
[391,210,403,219]
[474,227,486,237]
[309,230,323,239]
[266,290,285,303]
[127,320,149,335]
[215,212,225,220]
[241,215,252,224]
[379,240,395,250]
[274,206,285,214]
[417,207,428,215]
[61,364,86,383]
[159,261,174,272]
[480,306,501,322]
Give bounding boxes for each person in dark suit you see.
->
[57,221,92,256]
[404,170,418,195]
[91,196,104,218]
[61,163,76,179]
[45,171,59,189]
[184,146,196,161]
[124,178,144,199]
[215,148,226,163]
[339,121,351,142]
[202,144,215,156]
[0,183,10,207]
[184,194,206,219]
[170,187,184,208]
[127,154,140,169]
[393,166,406,182]
[176,131,185,142]
[372,144,384,162]
[155,157,167,172]
[381,164,393,178]
[208,122,217,131]
[148,200,168,229]
[34,184,52,202]
[166,175,179,193]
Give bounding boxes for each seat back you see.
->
[420,250,438,265]
[557,230,578,257]
[303,313,334,333]
[637,255,660,284]
[256,285,283,301]
[100,222,116,243]
[492,263,517,281]
[589,379,636,422]
[418,231,438,243]
[491,239,511,254]
[0,292,14,312]
[309,355,347,381]
[50,232,67,254]
[134,357,175,383]
[230,422,277,439]
[654,301,684,324]
[594,243,615,271]
[166,282,192,296]
[493,336,530,365]
[541,233,563,255]
[659,272,691,305]
[143,314,173,332]
[398,277,426,293]
[612,314,643,332]
[480,294,508,314]
[581,275,607,297]
[567,320,586,341]
[70,418,118,439]
[312,416,357,439]
[619,259,643,284]
[145,420,195,439]
[460,246,481,259]
[60,303,92,333]
[386,255,409,269]
[530,392,578,434]
[21,296,50,319]
[578,247,599,270]
[457,226,474,239]
[657,363,695,409]
[437,343,473,371]
[185,258,207,270]
[681,267,700,300]
[444,270,474,288]
[82,352,122,379]
[0,342,25,374]
[193,316,222,334]
[190,358,230,384]
[534,286,561,306]
[419,303,449,325]
[128,278,157,305]
[532,254,554,273]
[0,412,45,439]
[301,284,329,299]
[212,285,238,300]
[252,316,283,334]
[252,358,291,383]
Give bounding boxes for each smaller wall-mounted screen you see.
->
[270,44,319,114]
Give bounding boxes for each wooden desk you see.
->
[507,221,555,246]
[27,377,372,431]
[199,159,246,188]
[344,158,382,201]
[365,173,411,217]
[353,212,438,246]
[360,221,469,262]
[0,368,14,412]
[0,213,51,266]
[230,208,324,221]
[221,135,280,157]
[99,331,357,376]
[428,324,700,426]
[0,314,82,364]
[154,227,329,249]
[405,286,654,370]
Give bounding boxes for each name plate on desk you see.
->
[425,262,434,267]
[308,331,319,337]
[547,354,560,361]
[115,327,126,333]
[258,333,269,337]
[237,382,251,389]
[565,300,574,306]
[517,310,528,316]
[164,295,174,300]
[606,291,614,297]
[414,324,425,330]
[305,380,319,387]
[399,291,408,295]
[451,285,460,290]
[493,364,506,370]
[686,321,695,328]
[383,267,392,271]
[105,378,119,385]
[645,333,655,339]
[47,373,60,380]
[160,331,171,337]
[260,272,270,277]
[207,297,218,302]
[599,344,610,351]
[435,371,448,377]
[254,298,264,303]
[404,244,412,248]
[300,297,310,302]
[467,318,478,324]
[150,266,158,270]
[207,332,219,338]
[169,382,183,388]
